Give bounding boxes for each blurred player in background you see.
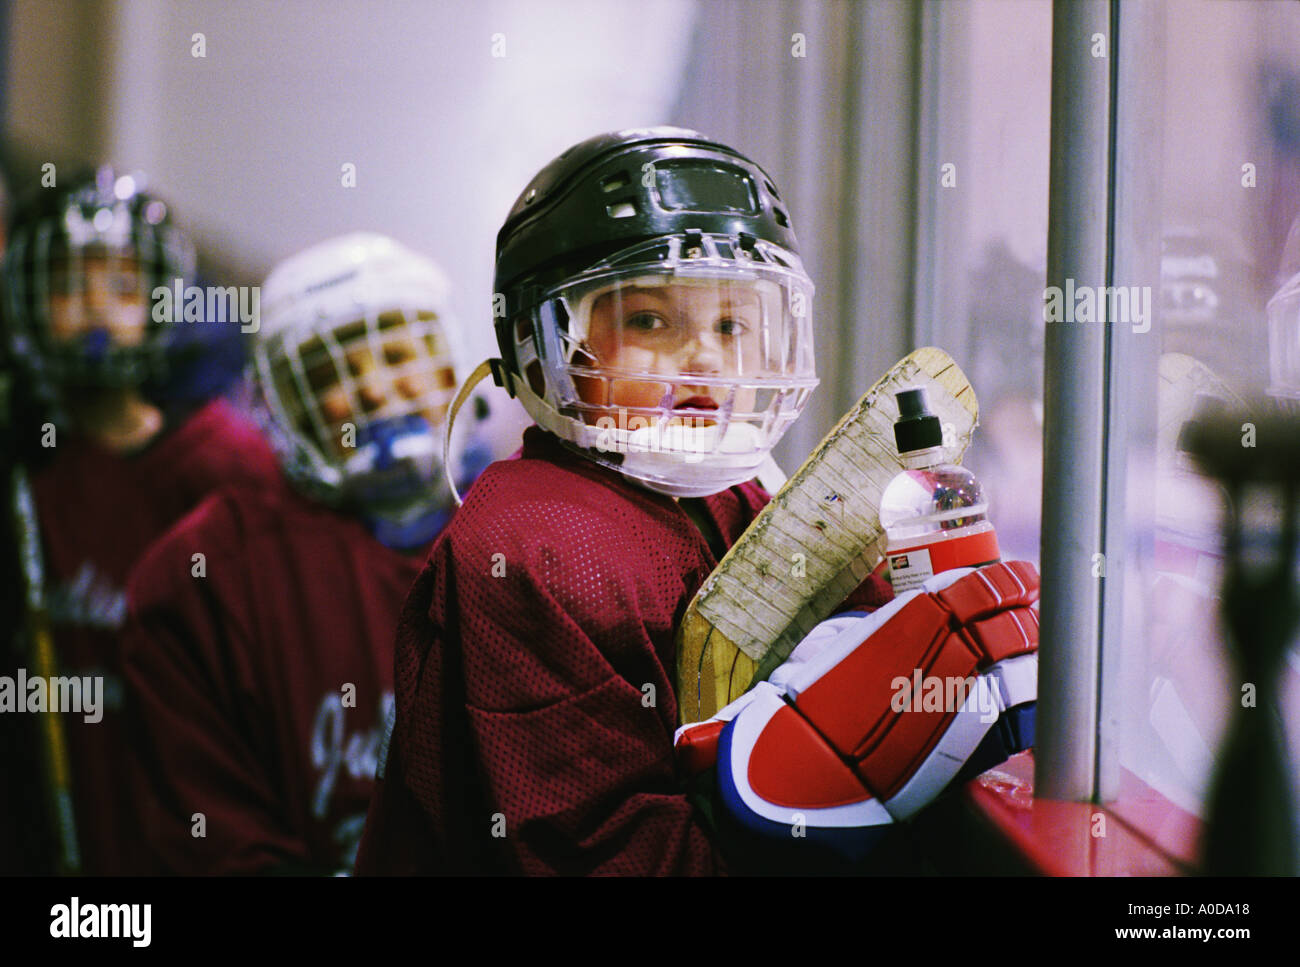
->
[122,233,489,874]
[0,167,281,874]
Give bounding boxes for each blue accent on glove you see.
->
[952,701,1036,786]
[715,714,890,863]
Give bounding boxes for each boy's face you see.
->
[572,280,777,422]
[290,309,457,458]
[47,253,149,348]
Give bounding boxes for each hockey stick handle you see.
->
[11,466,81,874]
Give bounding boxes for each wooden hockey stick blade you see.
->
[675,347,979,725]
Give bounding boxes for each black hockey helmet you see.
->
[494,127,802,374]
[481,127,818,498]
[1,166,195,396]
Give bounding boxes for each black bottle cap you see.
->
[894,387,943,454]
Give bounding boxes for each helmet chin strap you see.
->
[443,358,498,506]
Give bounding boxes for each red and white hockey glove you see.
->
[675,561,1039,859]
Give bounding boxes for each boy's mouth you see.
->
[671,396,720,428]
[673,396,718,410]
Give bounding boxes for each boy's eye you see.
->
[623,312,668,332]
[717,318,748,337]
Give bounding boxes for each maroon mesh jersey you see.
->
[122,485,430,874]
[2,398,280,875]
[354,427,893,876]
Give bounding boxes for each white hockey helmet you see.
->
[254,233,461,542]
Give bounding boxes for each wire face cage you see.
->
[257,306,459,502]
[3,169,195,396]
[252,232,462,508]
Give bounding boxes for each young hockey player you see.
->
[121,233,487,874]
[0,168,281,874]
[355,128,1039,875]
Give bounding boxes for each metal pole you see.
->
[1036,0,1115,799]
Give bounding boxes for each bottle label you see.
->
[886,528,1001,593]
[886,547,935,592]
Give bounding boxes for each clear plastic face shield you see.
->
[260,308,459,512]
[515,233,817,496]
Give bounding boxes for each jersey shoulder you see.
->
[144,397,283,496]
[127,484,288,609]
[450,439,680,559]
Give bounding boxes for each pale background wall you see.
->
[7,0,696,373]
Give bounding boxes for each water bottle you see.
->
[879,387,1001,593]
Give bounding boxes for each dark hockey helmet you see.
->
[490,127,818,497]
[494,127,803,322]
[1,166,196,397]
